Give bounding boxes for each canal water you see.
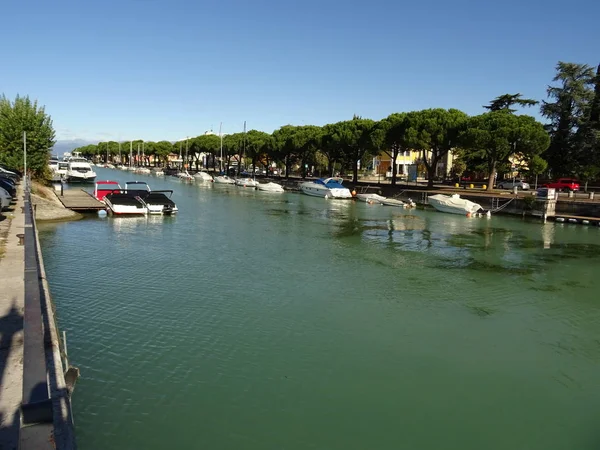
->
[38,168,600,450]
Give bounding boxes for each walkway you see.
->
[0,188,25,450]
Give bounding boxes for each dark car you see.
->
[0,178,16,197]
[0,164,22,177]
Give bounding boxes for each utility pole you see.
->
[23,131,27,189]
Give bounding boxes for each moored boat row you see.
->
[94,180,178,216]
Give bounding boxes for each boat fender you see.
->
[351,190,356,197]
[466,212,471,218]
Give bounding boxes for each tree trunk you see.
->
[486,160,497,192]
[391,146,399,186]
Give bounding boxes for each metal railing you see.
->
[19,179,77,449]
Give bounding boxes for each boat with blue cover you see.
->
[299,177,353,199]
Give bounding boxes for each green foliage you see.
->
[404,108,469,187]
[541,61,596,175]
[461,111,549,191]
[0,94,56,178]
[484,94,538,112]
[527,155,548,176]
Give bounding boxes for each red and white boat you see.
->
[94,180,121,202]
[95,180,148,215]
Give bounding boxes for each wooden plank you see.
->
[54,189,105,210]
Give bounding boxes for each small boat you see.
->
[194,170,213,182]
[300,177,353,199]
[257,182,285,192]
[214,175,236,184]
[235,178,259,188]
[124,181,178,215]
[104,189,148,216]
[94,180,121,202]
[136,167,151,174]
[356,193,387,204]
[380,198,406,207]
[152,168,165,176]
[428,194,486,216]
[177,170,194,180]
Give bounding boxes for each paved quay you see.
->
[0,187,25,450]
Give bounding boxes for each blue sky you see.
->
[1,0,598,143]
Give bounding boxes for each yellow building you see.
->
[372,149,456,179]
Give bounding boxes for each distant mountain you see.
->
[51,139,95,157]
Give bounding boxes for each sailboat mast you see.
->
[239,120,246,177]
[129,141,132,168]
[106,142,109,164]
[185,137,189,172]
[137,143,140,167]
[219,122,223,173]
[119,142,121,164]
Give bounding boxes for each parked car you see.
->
[0,178,16,197]
[0,186,11,210]
[497,179,530,190]
[543,178,580,192]
[0,164,22,177]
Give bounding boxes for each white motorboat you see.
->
[356,193,387,204]
[48,158,60,172]
[257,182,285,192]
[177,170,194,180]
[104,190,148,216]
[64,158,97,183]
[152,168,165,176]
[235,178,259,188]
[136,167,151,174]
[124,181,178,215]
[214,175,236,184]
[428,194,486,216]
[300,177,352,199]
[194,170,213,181]
[380,198,406,207]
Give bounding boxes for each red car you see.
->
[544,178,580,192]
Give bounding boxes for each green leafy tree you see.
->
[153,141,173,166]
[193,134,221,170]
[244,130,271,173]
[461,111,550,191]
[326,116,375,182]
[526,155,548,189]
[484,94,538,112]
[0,94,56,178]
[320,123,344,176]
[404,108,469,188]
[378,113,409,185]
[541,61,596,175]
[272,125,299,178]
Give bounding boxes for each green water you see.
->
[38,168,600,449]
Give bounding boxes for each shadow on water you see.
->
[0,298,23,449]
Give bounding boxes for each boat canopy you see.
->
[316,177,346,189]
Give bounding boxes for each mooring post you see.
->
[61,183,64,197]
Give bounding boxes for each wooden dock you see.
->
[55,188,105,211]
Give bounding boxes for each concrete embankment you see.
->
[30,182,82,222]
[0,182,77,449]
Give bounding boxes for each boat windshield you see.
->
[324,179,345,189]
